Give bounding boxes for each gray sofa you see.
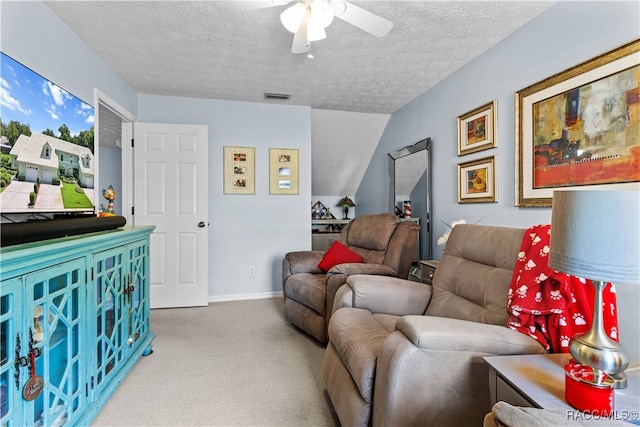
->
[282,213,419,343]
[322,224,548,427]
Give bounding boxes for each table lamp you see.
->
[549,190,640,389]
[336,196,356,220]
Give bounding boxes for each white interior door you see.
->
[133,122,209,308]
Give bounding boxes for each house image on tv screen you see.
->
[9,132,94,188]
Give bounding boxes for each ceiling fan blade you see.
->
[292,20,310,53]
[214,1,289,14]
[333,1,393,38]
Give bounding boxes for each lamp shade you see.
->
[549,190,640,284]
[306,18,327,41]
[336,196,356,207]
[309,0,334,28]
[280,2,307,33]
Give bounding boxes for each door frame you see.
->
[94,89,136,224]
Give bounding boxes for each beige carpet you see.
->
[91,297,338,426]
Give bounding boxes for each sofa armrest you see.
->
[395,316,546,355]
[328,262,397,278]
[283,251,324,276]
[333,275,432,316]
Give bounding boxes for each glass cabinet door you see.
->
[1,277,23,427]
[92,247,127,398]
[25,258,85,427]
[126,240,150,353]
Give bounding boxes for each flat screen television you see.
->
[0,52,95,219]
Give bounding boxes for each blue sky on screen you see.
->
[0,53,94,138]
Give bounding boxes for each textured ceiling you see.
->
[45,1,554,114]
[45,0,554,198]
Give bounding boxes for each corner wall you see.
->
[137,95,312,301]
[356,1,640,364]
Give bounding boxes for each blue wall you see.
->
[3,1,639,361]
[356,0,640,363]
[357,1,639,255]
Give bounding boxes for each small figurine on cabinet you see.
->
[99,185,116,217]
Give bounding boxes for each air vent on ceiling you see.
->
[264,92,291,101]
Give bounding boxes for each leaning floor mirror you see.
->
[388,137,432,260]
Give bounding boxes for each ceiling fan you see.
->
[216,0,393,54]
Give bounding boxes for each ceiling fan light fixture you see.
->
[306,18,326,41]
[330,0,347,16]
[280,2,307,33]
[309,0,334,28]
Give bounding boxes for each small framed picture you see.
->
[270,148,299,195]
[457,100,497,156]
[224,146,255,194]
[458,156,497,203]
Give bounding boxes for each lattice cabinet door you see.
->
[23,258,86,427]
[1,277,24,426]
[90,246,127,400]
[126,239,151,355]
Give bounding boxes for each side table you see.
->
[419,260,439,285]
[483,353,640,424]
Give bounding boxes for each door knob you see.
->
[198,221,208,228]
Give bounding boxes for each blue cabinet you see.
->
[0,226,155,426]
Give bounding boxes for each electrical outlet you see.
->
[249,266,256,276]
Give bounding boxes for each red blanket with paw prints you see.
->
[506,224,619,352]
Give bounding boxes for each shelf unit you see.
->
[311,219,350,252]
[0,226,154,426]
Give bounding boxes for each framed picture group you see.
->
[454,39,639,206]
[269,148,299,195]
[223,146,255,194]
[457,100,497,203]
[223,146,299,195]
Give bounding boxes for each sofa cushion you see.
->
[283,273,327,315]
[318,241,364,272]
[329,308,392,402]
[426,224,525,326]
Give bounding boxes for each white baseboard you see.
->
[208,291,283,303]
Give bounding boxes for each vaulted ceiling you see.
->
[46,0,554,196]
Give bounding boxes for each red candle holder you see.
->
[565,360,614,414]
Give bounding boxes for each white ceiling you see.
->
[45,0,554,196]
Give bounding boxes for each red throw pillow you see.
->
[318,241,364,272]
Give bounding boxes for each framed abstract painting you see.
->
[458,156,496,203]
[516,40,640,207]
[457,100,497,156]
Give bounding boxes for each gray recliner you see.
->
[282,213,420,343]
[323,224,548,426]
